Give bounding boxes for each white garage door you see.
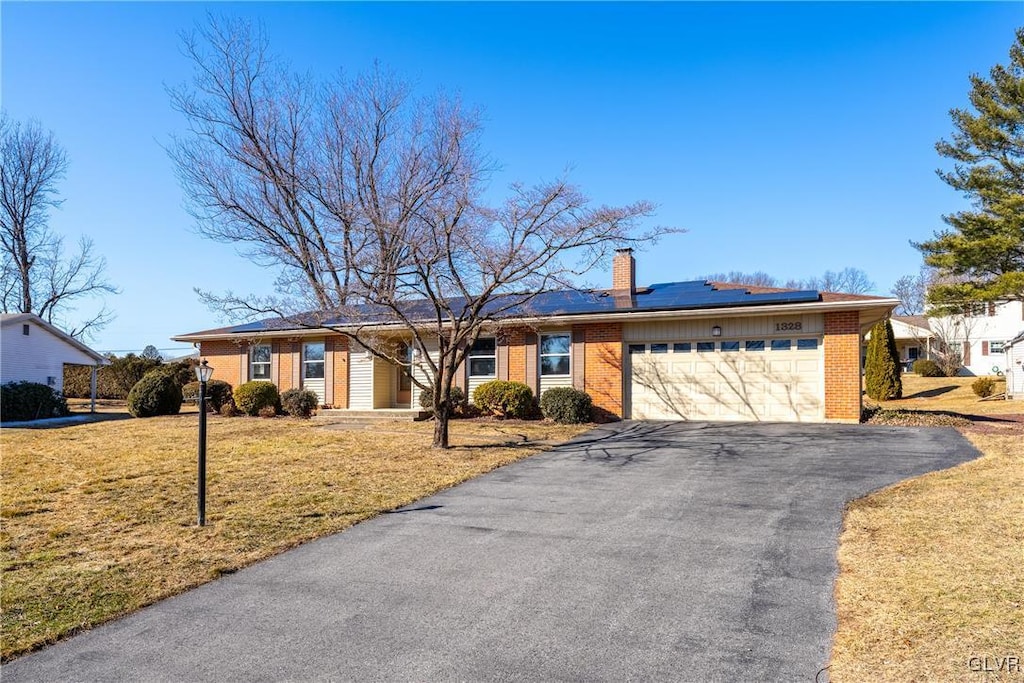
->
[628,339,823,422]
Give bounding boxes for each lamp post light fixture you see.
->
[711,325,722,337]
[195,359,214,526]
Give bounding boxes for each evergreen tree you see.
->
[915,28,1024,308]
[865,319,903,401]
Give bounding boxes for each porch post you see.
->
[90,364,98,413]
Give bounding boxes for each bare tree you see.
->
[0,114,117,339]
[171,18,670,447]
[927,312,978,376]
[891,266,935,316]
[792,267,875,294]
[699,271,779,287]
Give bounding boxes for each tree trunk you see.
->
[432,402,450,449]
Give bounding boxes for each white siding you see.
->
[348,346,374,409]
[1007,340,1024,399]
[409,340,438,409]
[373,357,392,409]
[623,313,824,343]
[929,301,1023,376]
[1,320,99,393]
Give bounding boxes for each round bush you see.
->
[258,405,277,418]
[913,359,943,377]
[182,379,234,411]
[219,401,239,417]
[473,380,534,419]
[233,381,281,416]
[0,381,70,422]
[418,385,467,410]
[127,373,183,418]
[972,376,996,398]
[540,387,593,424]
[281,388,319,418]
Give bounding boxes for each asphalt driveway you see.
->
[3,421,978,682]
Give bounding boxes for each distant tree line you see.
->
[697,267,876,294]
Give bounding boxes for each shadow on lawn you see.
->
[903,385,958,399]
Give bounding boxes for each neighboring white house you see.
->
[0,313,109,406]
[928,300,1023,376]
[1006,329,1024,399]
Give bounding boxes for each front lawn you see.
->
[0,414,588,661]
[831,375,1023,681]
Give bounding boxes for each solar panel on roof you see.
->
[211,280,822,334]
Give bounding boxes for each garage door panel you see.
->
[629,341,823,422]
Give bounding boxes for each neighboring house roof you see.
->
[1009,329,1024,346]
[174,280,897,341]
[0,313,110,364]
[893,315,931,331]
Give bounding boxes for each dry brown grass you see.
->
[832,376,1024,681]
[869,374,1015,416]
[0,414,588,660]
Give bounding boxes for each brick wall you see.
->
[582,322,623,419]
[331,335,349,409]
[506,328,527,384]
[198,340,244,387]
[824,311,862,422]
[278,342,295,393]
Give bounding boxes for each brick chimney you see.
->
[612,248,636,293]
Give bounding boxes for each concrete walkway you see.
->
[2,421,978,682]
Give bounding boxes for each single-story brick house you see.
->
[173,251,898,423]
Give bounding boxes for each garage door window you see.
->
[797,339,819,350]
[651,343,668,354]
[721,341,740,352]
[745,340,765,351]
[628,344,645,355]
[540,334,571,376]
[697,342,715,352]
[673,343,691,353]
[771,339,792,351]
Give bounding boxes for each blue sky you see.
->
[2,2,1019,355]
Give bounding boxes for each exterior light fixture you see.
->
[195,359,213,526]
[711,325,722,337]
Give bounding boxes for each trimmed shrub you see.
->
[972,376,997,398]
[127,373,183,418]
[219,401,239,417]
[0,381,70,422]
[182,379,234,411]
[418,385,467,410]
[281,388,319,418]
[233,381,281,417]
[63,354,162,399]
[473,380,534,419]
[912,358,943,377]
[147,359,199,389]
[865,319,902,401]
[540,387,593,424]
[258,405,277,418]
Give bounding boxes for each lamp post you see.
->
[195,359,214,526]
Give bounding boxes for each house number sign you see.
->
[775,321,803,331]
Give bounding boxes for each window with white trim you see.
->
[540,333,571,376]
[469,338,496,377]
[990,341,1006,354]
[250,344,271,380]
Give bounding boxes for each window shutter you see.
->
[982,341,989,356]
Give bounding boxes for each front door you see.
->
[396,343,412,407]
